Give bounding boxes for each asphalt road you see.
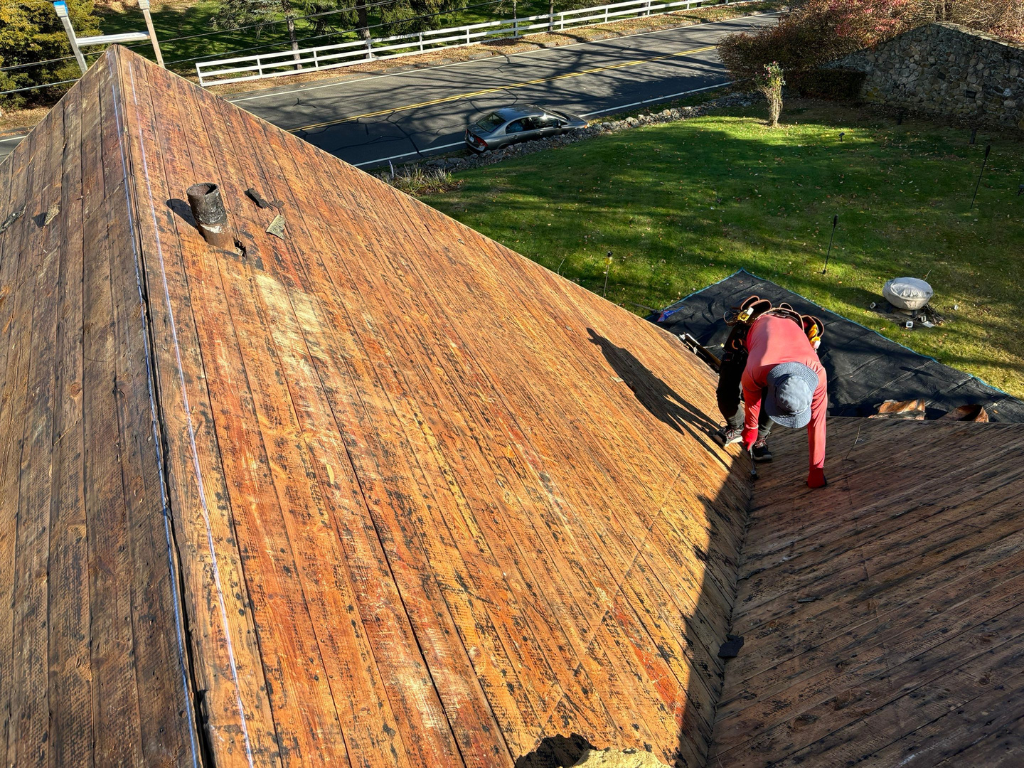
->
[0,133,23,164]
[0,12,776,166]
[233,12,777,168]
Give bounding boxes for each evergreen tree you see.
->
[0,0,101,111]
[379,0,469,35]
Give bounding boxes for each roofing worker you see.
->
[714,298,828,488]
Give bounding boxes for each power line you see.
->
[125,0,426,49]
[0,78,79,97]
[2,0,419,72]
[5,0,605,80]
[2,0,504,75]
[8,0,595,75]
[1,54,80,72]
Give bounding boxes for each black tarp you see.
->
[651,270,1024,423]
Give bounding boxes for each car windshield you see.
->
[545,109,568,121]
[474,113,505,132]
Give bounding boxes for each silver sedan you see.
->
[464,105,588,152]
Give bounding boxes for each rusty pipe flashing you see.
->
[186,183,233,249]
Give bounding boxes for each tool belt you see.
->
[723,295,825,356]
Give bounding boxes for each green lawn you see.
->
[421,102,1024,398]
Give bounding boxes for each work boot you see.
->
[714,425,744,447]
[752,434,773,462]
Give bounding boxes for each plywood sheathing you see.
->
[0,59,200,767]
[710,418,1024,767]
[1,46,751,768]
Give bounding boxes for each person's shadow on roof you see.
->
[587,329,722,458]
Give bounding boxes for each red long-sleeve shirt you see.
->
[742,315,828,471]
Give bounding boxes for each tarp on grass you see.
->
[651,270,1024,423]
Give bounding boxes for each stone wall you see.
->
[833,23,1024,130]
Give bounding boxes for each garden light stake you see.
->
[821,215,839,275]
[970,145,991,211]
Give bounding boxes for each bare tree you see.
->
[909,0,1022,41]
[356,0,370,38]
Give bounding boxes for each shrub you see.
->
[755,62,785,127]
[0,0,101,112]
[718,5,866,82]
[720,0,1024,91]
[919,0,1024,44]
[719,1,918,104]
[376,165,461,196]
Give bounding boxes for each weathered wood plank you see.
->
[339,176,741,765]
[249,126,514,766]
[0,100,37,767]
[304,170,625,748]
[759,615,1024,768]
[713,419,1024,768]
[171,60,351,768]
[726,482,1024,686]
[715,592,1024,765]
[285,141,597,743]
[107,53,201,767]
[219,121,461,768]
[714,539,1024,739]
[7,93,65,768]
[866,651,1024,766]
[45,82,94,768]
[81,61,146,766]
[7,46,760,768]
[117,51,282,767]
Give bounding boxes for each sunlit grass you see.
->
[422,102,1024,397]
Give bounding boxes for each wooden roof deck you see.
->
[8,44,1024,768]
[0,47,751,767]
[711,418,1024,768]
[0,61,199,767]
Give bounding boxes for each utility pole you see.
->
[53,1,88,76]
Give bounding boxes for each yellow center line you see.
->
[288,44,716,132]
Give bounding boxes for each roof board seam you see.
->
[117,50,255,767]
[108,51,205,768]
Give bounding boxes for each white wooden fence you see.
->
[196,0,730,86]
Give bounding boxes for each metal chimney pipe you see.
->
[186,183,233,249]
